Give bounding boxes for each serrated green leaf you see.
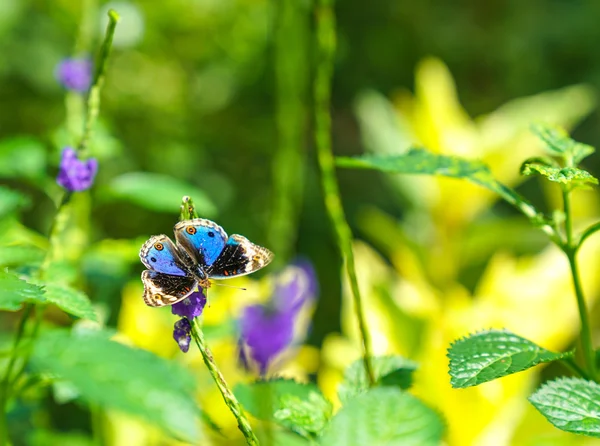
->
[0,245,45,268]
[30,330,202,442]
[104,172,216,215]
[0,187,30,219]
[521,162,598,187]
[337,148,494,185]
[338,355,418,404]
[448,329,571,388]
[0,270,46,311]
[42,284,97,321]
[0,137,47,182]
[531,123,595,164]
[274,392,332,439]
[234,379,321,423]
[319,388,444,446]
[529,377,600,437]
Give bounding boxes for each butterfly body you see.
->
[140,218,273,307]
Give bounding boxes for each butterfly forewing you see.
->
[207,234,274,279]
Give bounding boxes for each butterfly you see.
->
[139,218,274,307]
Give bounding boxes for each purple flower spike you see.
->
[56,58,93,92]
[172,290,207,321]
[239,260,318,375]
[56,147,98,192]
[173,318,192,353]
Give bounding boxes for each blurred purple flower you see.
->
[173,318,192,353]
[172,290,207,320]
[56,147,98,192]
[56,58,93,92]
[239,260,318,375]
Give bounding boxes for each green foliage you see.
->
[529,377,600,437]
[336,148,535,221]
[0,137,47,183]
[0,270,45,311]
[0,245,44,268]
[104,172,216,215]
[337,148,494,186]
[234,378,321,422]
[274,392,333,439]
[42,284,96,321]
[0,187,30,219]
[338,355,417,404]
[30,329,203,442]
[521,160,598,188]
[319,388,444,446]
[531,123,595,165]
[448,329,571,388]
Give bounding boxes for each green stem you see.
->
[563,187,596,381]
[0,304,33,446]
[313,0,375,385]
[77,9,120,155]
[189,319,259,445]
[269,0,309,263]
[561,356,592,381]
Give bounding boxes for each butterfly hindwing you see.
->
[140,235,189,276]
[207,234,274,279]
[141,270,197,307]
[174,218,228,267]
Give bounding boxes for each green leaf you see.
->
[319,388,444,446]
[0,270,46,311]
[30,330,202,442]
[448,329,572,388]
[42,284,97,321]
[0,137,47,182]
[0,187,30,219]
[0,245,45,268]
[104,172,216,216]
[337,148,494,185]
[274,392,333,438]
[234,378,321,423]
[529,377,600,437]
[521,161,598,188]
[338,355,418,404]
[531,123,595,164]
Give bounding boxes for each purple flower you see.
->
[239,260,318,375]
[172,290,207,320]
[55,58,93,92]
[56,147,98,192]
[173,318,192,353]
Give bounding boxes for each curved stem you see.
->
[563,187,597,381]
[576,221,600,252]
[189,318,259,445]
[561,356,592,381]
[313,0,375,385]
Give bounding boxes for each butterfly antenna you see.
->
[214,282,247,291]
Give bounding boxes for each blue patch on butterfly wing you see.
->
[139,235,188,276]
[207,234,273,279]
[174,218,228,267]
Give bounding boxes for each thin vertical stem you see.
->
[563,187,596,380]
[78,9,120,155]
[189,319,259,445]
[269,0,309,263]
[313,0,375,385]
[0,305,33,446]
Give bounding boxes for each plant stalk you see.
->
[563,187,597,380]
[313,0,375,385]
[189,318,259,445]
